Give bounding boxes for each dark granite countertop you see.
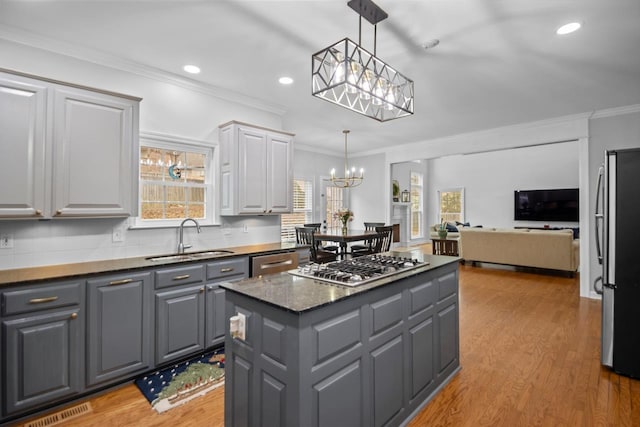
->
[220,251,460,313]
[0,242,305,287]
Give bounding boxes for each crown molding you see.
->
[0,25,287,116]
[294,143,345,158]
[140,131,216,148]
[590,104,640,119]
[353,111,591,158]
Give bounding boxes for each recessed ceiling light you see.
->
[422,39,440,50]
[183,65,201,74]
[556,22,581,35]
[279,76,294,85]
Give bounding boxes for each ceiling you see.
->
[1,0,639,154]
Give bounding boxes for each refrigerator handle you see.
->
[593,276,603,295]
[594,165,604,265]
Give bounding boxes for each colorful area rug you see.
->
[135,348,225,413]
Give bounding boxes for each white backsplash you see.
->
[0,216,281,270]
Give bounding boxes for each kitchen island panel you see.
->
[313,360,362,427]
[410,317,435,398]
[223,257,460,427]
[372,335,404,427]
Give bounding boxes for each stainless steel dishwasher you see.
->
[250,251,298,277]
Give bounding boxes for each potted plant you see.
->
[438,220,448,239]
[392,180,400,202]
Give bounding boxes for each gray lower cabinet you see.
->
[155,284,206,364]
[1,280,84,418]
[154,258,250,364]
[86,272,153,387]
[205,257,249,348]
[205,283,227,348]
[224,262,460,427]
[154,263,206,365]
[0,253,257,423]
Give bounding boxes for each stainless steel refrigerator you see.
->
[594,148,640,378]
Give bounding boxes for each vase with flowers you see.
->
[334,208,354,235]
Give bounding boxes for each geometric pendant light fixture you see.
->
[312,0,414,121]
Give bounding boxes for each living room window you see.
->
[439,188,465,223]
[411,171,423,239]
[136,134,214,227]
[281,179,313,242]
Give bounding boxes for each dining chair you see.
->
[296,226,337,264]
[375,225,394,253]
[352,225,393,257]
[350,222,385,255]
[303,223,339,253]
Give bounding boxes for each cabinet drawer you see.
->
[207,257,249,281]
[250,252,298,277]
[2,282,82,316]
[155,264,204,289]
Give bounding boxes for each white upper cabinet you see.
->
[219,121,293,215]
[0,69,140,219]
[0,72,47,217]
[51,87,137,217]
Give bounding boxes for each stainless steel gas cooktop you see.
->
[288,254,427,287]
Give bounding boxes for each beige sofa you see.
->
[459,227,579,273]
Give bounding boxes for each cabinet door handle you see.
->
[70,312,78,320]
[260,259,294,269]
[29,296,58,304]
[220,267,234,273]
[268,209,273,213]
[34,209,42,216]
[173,274,190,280]
[55,209,63,215]
[109,278,133,286]
[200,287,205,293]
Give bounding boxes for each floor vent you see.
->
[23,402,92,427]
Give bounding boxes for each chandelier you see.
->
[312,0,414,122]
[327,130,364,188]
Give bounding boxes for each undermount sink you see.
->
[146,250,234,262]
[188,250,234,258]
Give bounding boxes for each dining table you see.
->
[313,228,381,258]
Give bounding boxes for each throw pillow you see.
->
[445,223,458,232]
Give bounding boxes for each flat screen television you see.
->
[514,188,579,222]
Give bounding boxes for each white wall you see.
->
[348,153,387,227]
[0,40,287,270]
[427,141,580,229]
[391,162,414,198]
[1,40,283,137]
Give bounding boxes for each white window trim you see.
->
[410,171,424,239]
[131,131,219,229]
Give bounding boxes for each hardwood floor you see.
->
[15,263,640,426]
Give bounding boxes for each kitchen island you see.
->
[220,251,460,427]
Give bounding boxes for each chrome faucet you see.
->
[177,218,201,254]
